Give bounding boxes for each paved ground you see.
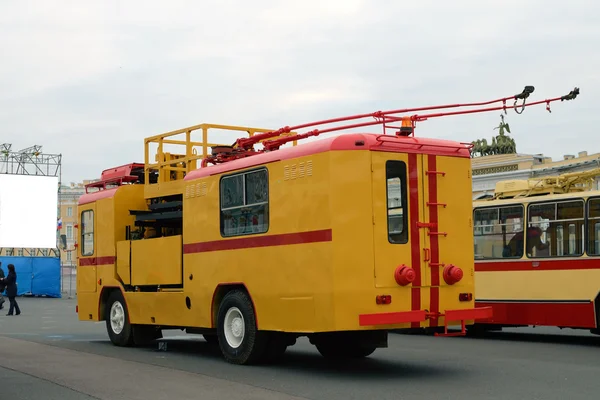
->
[1,297,599,399]
[0,365,98,400]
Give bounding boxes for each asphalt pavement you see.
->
[1,297,599,400]
[0,365,98,400]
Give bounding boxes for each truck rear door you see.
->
[371,151,429,294]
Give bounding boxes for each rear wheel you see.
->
[216,290,267,365]
[592,294,600,335]
[106,290,134,346]
[311,331,384,360]
[316,342,377,359]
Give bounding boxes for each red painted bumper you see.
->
[359,306,493,327]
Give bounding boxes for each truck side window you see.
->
[386,160,408,244]
[81,210,94,256]
[220,168,269,237]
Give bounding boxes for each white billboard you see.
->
[0,174,59,248]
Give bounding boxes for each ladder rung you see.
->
[426,171,446,176]
[427,202,447,208]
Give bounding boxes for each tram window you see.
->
[81,210,94,256]
[220,168,269,237]
[586,198,600,255]
[528,199,584,257]
[592,223,600,256]
[386,160,408,244]
[473,205,524,259]
[556,226,564,256]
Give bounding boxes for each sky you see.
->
[0,0,598,184]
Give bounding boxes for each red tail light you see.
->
[76,305,78,313]
[459,293,473,302]
[376,295,392,305]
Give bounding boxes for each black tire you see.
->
[216,290,267,365]
[105,290,134,347]
[316,342,377,359]
[594,294,600,332]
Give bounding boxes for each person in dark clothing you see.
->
[504,226,549,258]
[0,262,5,310]
[0,264,20,316]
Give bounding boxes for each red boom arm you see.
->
[202,86,579,166]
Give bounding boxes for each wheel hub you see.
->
[223,307,245,349]
[232,318,243,337]
[110,301,125,335]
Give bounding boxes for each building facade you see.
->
[471,151,600,199]
[58,180,95,267]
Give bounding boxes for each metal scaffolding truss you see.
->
[0,248,60,257]
[1,143,62,176]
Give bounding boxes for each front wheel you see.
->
[106,290,134,346]
[216,290,267,365]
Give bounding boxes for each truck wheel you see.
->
[216,290,267,365]
[106,290,133,346]
[316,342,377,359]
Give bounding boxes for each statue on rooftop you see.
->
[470,114,517,158]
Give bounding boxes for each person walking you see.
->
[0,262,5,310]
[1,264,20,316]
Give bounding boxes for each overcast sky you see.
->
[1,0,598,184]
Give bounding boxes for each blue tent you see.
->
[0,256,61,298]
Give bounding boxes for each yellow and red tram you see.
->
[473,169,600,335]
